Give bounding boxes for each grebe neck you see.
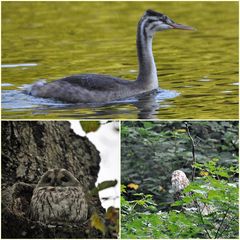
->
[136,17,158,90]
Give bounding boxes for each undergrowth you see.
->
[121,160,239,239]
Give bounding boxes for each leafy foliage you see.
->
[121,121,238,238]
[91,207,119,238]
[90,180,119,237]
[121,121,238,204]
[121,161,238,238]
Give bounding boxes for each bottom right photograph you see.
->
[121,121,239,239]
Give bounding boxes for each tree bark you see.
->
[1,121,104,238]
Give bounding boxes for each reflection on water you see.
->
[1,88,179,119]
[1,1,238,119]
[2,63,38,68]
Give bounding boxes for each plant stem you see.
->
[215,207,230,238]
[184,122,196,181]
[194,200,211,238]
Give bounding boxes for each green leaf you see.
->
[90,211,106,235]
[80,121,101,133]
[171,200,184,207]
[121,184,127,193]
[91,180,117,195]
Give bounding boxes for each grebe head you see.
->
[143,9,194,34]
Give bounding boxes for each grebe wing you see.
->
[57,74,132,91]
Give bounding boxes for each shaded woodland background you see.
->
[121,121,239,207]
[1,121,116,238]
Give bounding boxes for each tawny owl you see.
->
[30,168,88,224]
[171,170,190,193]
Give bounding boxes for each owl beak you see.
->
[52,180,58,187]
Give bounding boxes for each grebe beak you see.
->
[169,22,195,31]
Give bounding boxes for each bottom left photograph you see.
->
[1,120,120,239]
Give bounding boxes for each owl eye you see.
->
[61,176,69,182]
[45,177,52,183]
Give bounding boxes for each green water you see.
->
[1,1,239,119]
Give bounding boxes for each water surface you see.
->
[2,1,238,119]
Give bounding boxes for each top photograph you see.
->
[1,1,239,120]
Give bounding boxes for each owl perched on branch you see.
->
[30,168,88,225]
[171,170,190,199]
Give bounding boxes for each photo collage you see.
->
[1,0,239,239]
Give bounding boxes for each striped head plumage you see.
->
[139,9,194,38]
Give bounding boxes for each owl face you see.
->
[37,168,80,188]
[172,170,188,179]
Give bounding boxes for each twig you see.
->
[214,207,230,239]
[217,210,237,238]
[184,122,196,181]
[230,140,238,154]
[194,200,211,238]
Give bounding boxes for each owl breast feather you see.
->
[30,186,88,224]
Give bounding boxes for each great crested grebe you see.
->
[27,9,194,103]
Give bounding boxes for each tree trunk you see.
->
[1,121,105,238]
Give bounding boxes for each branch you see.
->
[214,207,230,239]
[194,200,211,239]
[230,140,238,154]
[217,210,237,238]
[184,122,196,181]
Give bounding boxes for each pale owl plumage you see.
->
[171,170,215,215]
[171,170,190,193]
[30,168,88,224]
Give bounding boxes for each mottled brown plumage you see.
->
[30,169,88,224]
[171,170,190,200]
